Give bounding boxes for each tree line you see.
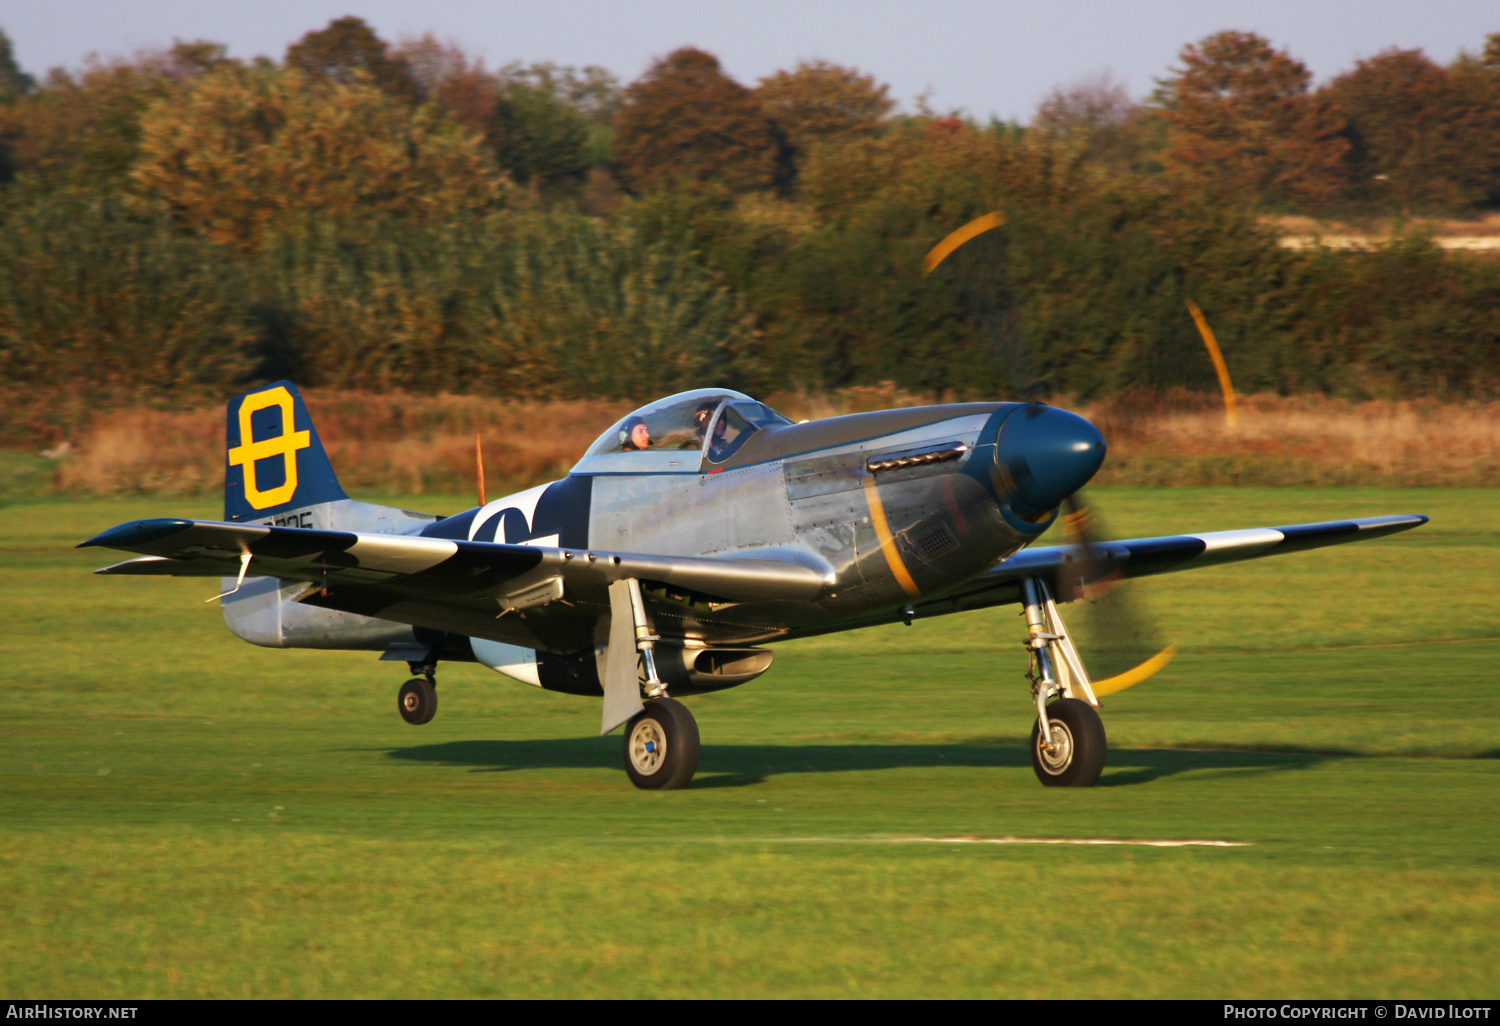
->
[0,18,1496,423]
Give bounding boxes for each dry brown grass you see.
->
[43,387,1500,499]
[1082,389,1500,486]
[51,385,946,500]
[55,392,633,499]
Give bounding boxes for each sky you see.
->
[2,0,1496,123]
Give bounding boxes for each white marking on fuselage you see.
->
[469,481,555,543]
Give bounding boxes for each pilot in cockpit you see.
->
[707,405,756,462]
[692,401,719,445]
[580,390,786,463]
[619,416,652,451]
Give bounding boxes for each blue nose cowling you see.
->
[994,404,1107,515]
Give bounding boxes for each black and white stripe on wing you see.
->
[974,514,1428,595]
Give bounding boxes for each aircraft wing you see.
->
[951,514,1428,606]
[81,518,833,641]
[84,514,1428,643]
[92,554,231,577]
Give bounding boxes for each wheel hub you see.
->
[402,693,420,712]
[629,719,668,775]
[1036,719,1075,775]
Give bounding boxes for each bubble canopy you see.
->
[579,389,792,471]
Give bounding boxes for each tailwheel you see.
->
[1030,697,1106,787]
[623,698,700,790]
[397,677,437,725]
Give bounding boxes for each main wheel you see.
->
[622,698,700,790]
[1030,697,1106,787]
[398,678,437,725]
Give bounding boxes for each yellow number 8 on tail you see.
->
[226,386,311,510]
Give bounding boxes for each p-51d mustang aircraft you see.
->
[82,381,1426,790]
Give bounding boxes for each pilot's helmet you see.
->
[618,415,647,450]
[692,401,718,436]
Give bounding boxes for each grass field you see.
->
[2,487,1497,998]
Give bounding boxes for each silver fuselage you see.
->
[225,402,1062,689]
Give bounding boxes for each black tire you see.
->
[398,678,437,725]
[1030,697,1106,787]
[622,698,700,790]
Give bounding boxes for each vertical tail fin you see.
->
[224,381,347,522]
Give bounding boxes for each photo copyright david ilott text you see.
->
[1225,1007,1493,1020]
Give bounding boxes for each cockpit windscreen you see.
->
[586,389,749,457]
[584,390,793,461]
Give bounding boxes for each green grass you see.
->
[2,488,1497,997]
[0,449,57,504]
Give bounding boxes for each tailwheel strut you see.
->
[1019,577,1106,787]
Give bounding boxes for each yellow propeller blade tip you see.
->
[923,211,1007,276]
[1091,645,1178,698]
[1184,299,1238,429]
[475,434,487,508]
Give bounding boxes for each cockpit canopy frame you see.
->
[574,389,792,475]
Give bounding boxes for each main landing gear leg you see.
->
[608,578,700,790]
[398,653,438,725]
[1019,578,1105,787]
[625,577,667,701]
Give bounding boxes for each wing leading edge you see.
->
[81,517,832,609]
[83,513,1428,645]
[956,514,1427,606]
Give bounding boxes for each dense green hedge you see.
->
[1,135,1496,413]
[0,193,758,404]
